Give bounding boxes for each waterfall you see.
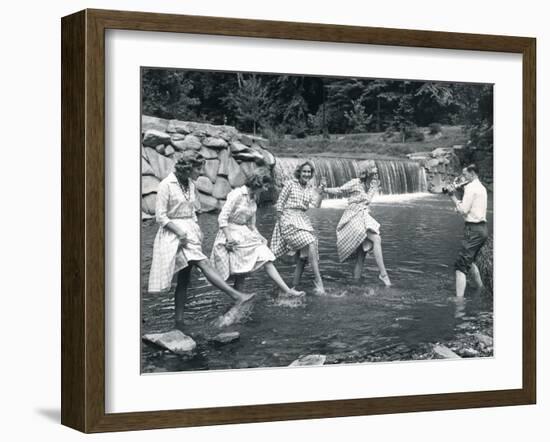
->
[274,157,427,195]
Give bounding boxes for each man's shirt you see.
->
[457,178,487,223]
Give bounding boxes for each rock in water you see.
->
[211,332,240,345]
[474,333,493,347]
[289,354,327,366]
[142,330,196,356]
[433,344,461,359]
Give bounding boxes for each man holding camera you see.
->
[447,164,488,298]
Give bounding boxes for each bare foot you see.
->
[280,288,306,297]
[236,292,256,307]
[313,282,326,296]
[378,273,392,287]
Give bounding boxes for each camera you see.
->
[442,177,467,195]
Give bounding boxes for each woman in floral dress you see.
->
[271,161,325,294]
[148,151,255,325]
[211,168,304,297]
[322,162,391,286]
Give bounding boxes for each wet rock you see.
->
[142,330,197,356]
[458,347,480,358]
[211,332,240,345]
[474,333,493,347]
[143,129,171,148]
[289,354,326,367]
[433,344,461,359]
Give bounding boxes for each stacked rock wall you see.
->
[141,116,276,219]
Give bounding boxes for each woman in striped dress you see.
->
[271,161,325,294]
[211,169,305,297]
[148,151,255,325]
[322,162,391,286]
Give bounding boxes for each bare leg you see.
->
[367,232,391,286]
[175,266,192,323]
[264,262,293,293]
[456,270,467,298]
[353,249,366,281]
[194,260,254,304]
[469,263,484,288]
[293,253,306,288]
[233,274,246,292]
[308,243,325,293]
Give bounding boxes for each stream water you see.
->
[141,193,493,373]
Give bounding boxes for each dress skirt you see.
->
[271,209,318,258]
[336,204,380,262]
[211,223,275,281]
[148,218,207,293]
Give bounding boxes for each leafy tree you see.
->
[223,74,273,135]
[344,100,373,133]
[142,69,200,120]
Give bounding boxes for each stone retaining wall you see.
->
[141,116,276,219]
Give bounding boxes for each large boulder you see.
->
[142,157,155,176]
[142,175,160,195]
[198,192,218,212]
[195,176,214,195]
[199,146,219,159]
[228,157,246,187]
[171,134,202,151]
[142,115,169,133]
[230,141,249,153]
[143,147,175,180]
[141,193,157,215]
[203,159,219,183]
[203,137,228,150]
[166,120,192,134]
[142,330,196,356]
[212,177,232,199]
[217,149,230,176]
[143,129,171,148]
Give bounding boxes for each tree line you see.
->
[142,68,493,142]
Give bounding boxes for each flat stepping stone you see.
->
[289,354,326,367]
[433,344,461,359]
[211,332,240,345]
[142,330,196,356]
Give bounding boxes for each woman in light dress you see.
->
[271,161,325,294]
[148,151,255,325]
[211,168,305,297]
[322,162,391,286]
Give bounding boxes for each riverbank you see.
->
[267,125,467,159]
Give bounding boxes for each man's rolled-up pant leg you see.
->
[454,223,489,274]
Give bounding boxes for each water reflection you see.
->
[141,194,493,372]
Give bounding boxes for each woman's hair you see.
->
[245,167,272,190]
[293,161,315,179]
[174,151,205,178]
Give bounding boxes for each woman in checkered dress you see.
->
[148,152,255,325]
[322,162,392,286]
[211,169,305,297]
[271,161,326,294]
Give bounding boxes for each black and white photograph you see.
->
[140,68,494,373]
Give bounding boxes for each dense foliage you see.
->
[142,68,493,143]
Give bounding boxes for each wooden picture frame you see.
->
[61,9,536,433]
